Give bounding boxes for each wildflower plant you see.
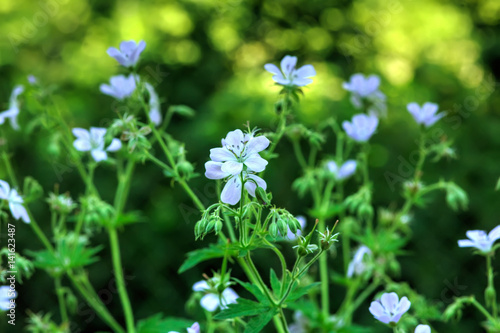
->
[1,33,494,333]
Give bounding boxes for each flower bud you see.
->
[269,223,278,238]
[287,217,298,235]
[277,219,288,238]
[195,220,206,239]
[214,219,223,235]
[255,187,270,206]
[485,286,496,309]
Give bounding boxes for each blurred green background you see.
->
[1,0,500,331]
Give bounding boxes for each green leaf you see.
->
[233,278,269,305]
[270,268,281,297]
[178,244,227,273]
[136,313,194,333]
[168,105,196,117]
[286,282,320,302]
[214,298,269,319]
[115,211,144,227]
[244,308,277,333]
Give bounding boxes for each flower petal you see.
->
[210,148,235,162]
[244,154,268,172]
[72,128,90,141]
[192,280,209,291]
[220,288,239,309]
[381,292,399,313]
[200,294,220,312]
[0,180,11,199]
[244,174,267,197]
[415,324,431,333]
[458,239,475,248]
[369,301,386,318]
[106,139,122,152]
[295,64,316,78]
[10,202,30,223]
[488,225,500,243]
[73,139,91,152]
[221,177,242,205]
[264,63,281,75]
[221,161,243,175]
[280,55,297,77]
[91,149,108,162]
[245,136,270,155]
[205,161,229,180]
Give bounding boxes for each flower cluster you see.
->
[0,85,24,130]
[369,292,411,325]
[192,280,239,312]
[0,180,30,223]
[72,127,122,162]
[265,55,316,87]
[205,129,269,205]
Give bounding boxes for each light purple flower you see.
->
[144,82,162,126]
[0,180,30,223]
[192,280,239,312]
[327,160,357,180]
[347,245,372,277]
[343,74,386,116]
[0,85,24,130]
[415,324,431,333]
[27,75,38,85]
[107,40,146,68]
[369,292,411,324]
[168,322,200,333]
[342,114,378,142]
[100,75,137,100]
[72,127,122,162]
[0,286,16,311]
[264,56,316,87]
[407,102,445,127]
[458,225,500,253]
[205,129,269,205]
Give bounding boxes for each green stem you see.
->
[55,277,68,323]
[317,217,330,318]
[108,228,135,333]
[346,279,380,321]
[469,297,496,323]
[291,139,308,170]
[245,253,276,305]
[487,254,498,318]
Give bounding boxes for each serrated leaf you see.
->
[136,313,194,333]
[244,308,277,333]
[214,298,269,319]
[270,268,281,297]
[286,282,320,302]
[233,278,269,305]
[178,244,228,273]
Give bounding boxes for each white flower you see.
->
[327,160,357,180]
[192,280,239,312]
[168,322,200,333]
[100,74,137,100]
[107,40,146,68]
[0,286,16,311]
[347,245,372,277]
[144,82,162,126]
[407,102,445,127]
[264,56,316,87]
[205,129,269,205]
[72,127,122,162]
[0,180,30,223]
[342,74,386,116]
[0,85,24,130]
[458,225,500,253]
[342,113,379,142]
[415,324,431,333]
[369,292,411,324]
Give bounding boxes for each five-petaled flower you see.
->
[369,292,411,325]
[343,114,379,142]
[407,102,445,128]
[458,225,500,253]
[327,160,357,180]
[168,322,200,333]
[107,40,146,68]
[205,129,269,205]
[0,285,16,311]
[415,324,431,333]
[72,127,122,162]
[347,245,372,278]
[192,280,239,312]
[343,74,386,116]
[264,55,316,87]
[0,180,30,223]
[0,85,24,130]
[100,74,137,100]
